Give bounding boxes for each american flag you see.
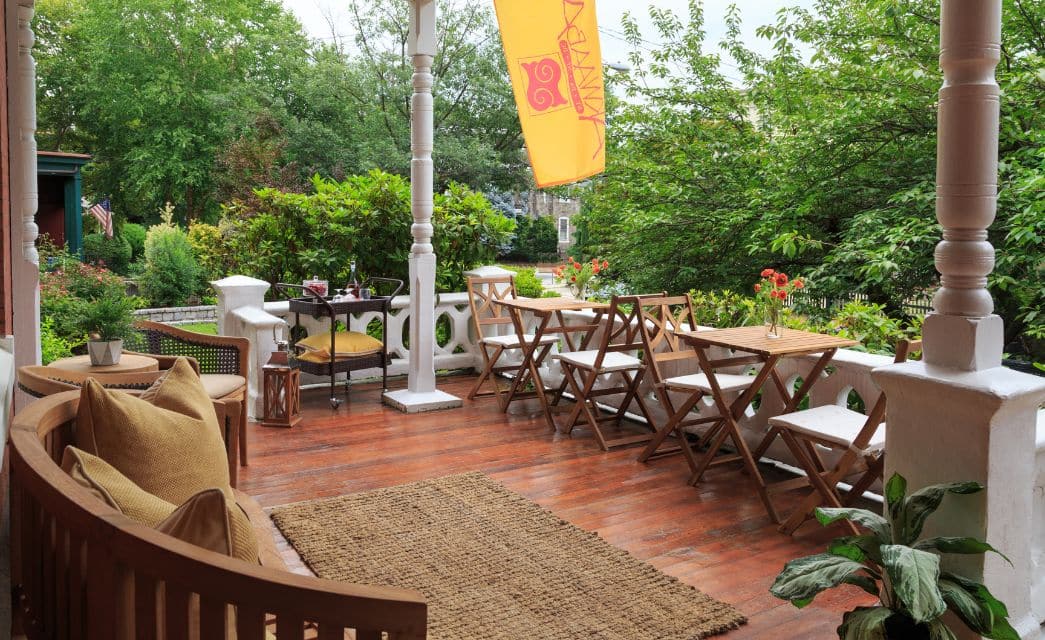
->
[86,198,113,239]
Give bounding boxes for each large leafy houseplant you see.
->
[770,474,1017,639]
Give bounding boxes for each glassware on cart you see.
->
[303,275,328,299]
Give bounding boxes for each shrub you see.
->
[503,266,545,298]
[689,290,762,328]
[141,205,203,306]
[122,223,147,261]
[187,222,226,283]
[40,317,73,365]
[74,290,137,341]
[504,215,559,263]
[40,259,142,348]
[82,233,133,275]
[823,301,912,355]
[220,170,514,294]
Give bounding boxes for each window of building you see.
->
[558,217,570,243]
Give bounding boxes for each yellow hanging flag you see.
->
[493,0,606,187]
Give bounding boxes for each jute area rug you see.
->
[270,472,746,639]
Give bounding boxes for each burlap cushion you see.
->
[75,357,232,505]
[62,446,258,563]
[296,330,383,362]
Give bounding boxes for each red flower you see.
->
[754,284,761,293]
[570,276,577,282]
[602,260,609,269]
[794,279,804,289]
[775,273,789,287]
[761,268,775,278]
[592,258,599,265]
[592,265,600,274]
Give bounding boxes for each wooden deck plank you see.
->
[239,374,875,639]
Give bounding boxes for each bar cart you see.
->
[275,278,403,409]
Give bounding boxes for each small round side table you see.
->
[48,354,159,375]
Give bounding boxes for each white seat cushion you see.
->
[481,333,557,349]
[556,350,642,372]
[769,404,884,453]
[664,373,753,393]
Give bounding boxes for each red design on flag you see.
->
[521,58,568,112]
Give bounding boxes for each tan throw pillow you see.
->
[62,446,258,564]
[296,330,383,362]
[75,358,233,505]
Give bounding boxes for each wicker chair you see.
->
[126,321,250,478]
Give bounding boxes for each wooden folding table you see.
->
[492,297,610,429]
[675,326,856,523]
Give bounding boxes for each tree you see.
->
[573,0,1043,357]
[34,0,310,222]
[282,0,527,191]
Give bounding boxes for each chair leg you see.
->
[844,454,884,506]
[238,396,248,468]
[778,433,854,535]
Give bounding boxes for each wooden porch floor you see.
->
[239,374,875,639]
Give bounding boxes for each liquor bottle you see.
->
[348,260,360,296]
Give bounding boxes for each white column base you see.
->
[875,361,1045,640]
[382,388,462,413]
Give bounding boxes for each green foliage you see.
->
[688,290,762,328]
[502,267,545,298]
[504,216,559,263]
[122,223,147,261]
[40,258,141,348]
[823,302,913,355]
[572,0,1044,358]
[141,209,203,306]
[40,317,73,365]
[82,232,132,275]
[771,474,1016,640]
[187,223,227,283]
[221,171,513,293]
[34,0,310,222]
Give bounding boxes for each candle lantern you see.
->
[261,328,301,428]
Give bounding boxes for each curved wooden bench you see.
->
[9,391,427,639]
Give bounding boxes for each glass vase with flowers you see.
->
[755,268,804,338]
[554,258,609,300]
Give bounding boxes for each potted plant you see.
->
[770,473,1017,639]
[75,290,137,366]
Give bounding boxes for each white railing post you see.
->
[9,0,40,411]
[874,2,1045,637]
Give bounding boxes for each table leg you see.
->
[752,348,838,461]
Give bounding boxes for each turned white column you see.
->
[875,2,1045,638]
[8,0,40,411]
[383,0,461,413]
[922,0,1004,371]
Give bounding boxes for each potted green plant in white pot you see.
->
[75,290,136,366]
[770,473,1017,640]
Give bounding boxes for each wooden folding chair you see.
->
[556,294,659,450]
[770,339,923,534]
[633,294,755,473]
[466,275,557,409]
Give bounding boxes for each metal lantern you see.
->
[261,328,301,429]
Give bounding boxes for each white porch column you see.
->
[383,0,461,413]
[7,0,39,411]
[874,2,1045,638]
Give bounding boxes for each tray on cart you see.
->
[288,295,393,317]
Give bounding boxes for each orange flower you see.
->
[794,279,804,289]
[592,265,600,274]
[602,260,609,269]
[570,276,577,282]
[761,268,775,278]
[754,284,761,293]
